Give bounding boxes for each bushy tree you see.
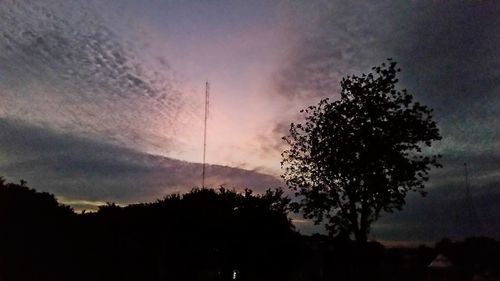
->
[281,60,441,243]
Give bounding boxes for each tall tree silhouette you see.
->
[282,60,442,243]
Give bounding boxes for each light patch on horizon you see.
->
[56,197,110,212]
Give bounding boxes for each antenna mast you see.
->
[202,81,209,188]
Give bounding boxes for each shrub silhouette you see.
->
[0,177,75,281]
[1,177,498,281]
[0,178,298,281]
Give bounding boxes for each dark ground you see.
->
[0,179,499,281]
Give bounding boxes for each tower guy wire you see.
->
[202,81,209,188]
[464,162,482,234]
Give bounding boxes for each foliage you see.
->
[0,176,74,220]
[2,177,499,280]
[0,178,297,281]
[281,60,442,242]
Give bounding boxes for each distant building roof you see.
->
[428,254,453,268]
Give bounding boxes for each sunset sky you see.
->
[0,0,498,243]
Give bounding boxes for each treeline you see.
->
[0,178,499,281]
[0,178,299,280]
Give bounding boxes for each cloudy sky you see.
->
[0,0,498,243]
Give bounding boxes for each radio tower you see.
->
[202,81,209,188]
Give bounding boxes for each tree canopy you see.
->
[0,178,298,281]
[281,60,442,243]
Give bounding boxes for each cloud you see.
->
[263,1,411,158]
[0,118,282,210]
[372,181,500,242]
[0,0,197,155]
[276,1,498,103]
[275,1,499,147]
[274,1,393,101]
[370,139,500,241]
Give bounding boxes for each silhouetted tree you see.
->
[0,177,75,281]
[0,178,301,281]
[282,60,442,243]
[2,176,500,280]
[86,187,297,281]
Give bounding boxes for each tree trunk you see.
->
[354,229,367,244]
[356,201,369,244]
[350,213,368,244]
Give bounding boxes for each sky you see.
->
[0,0,498,244]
